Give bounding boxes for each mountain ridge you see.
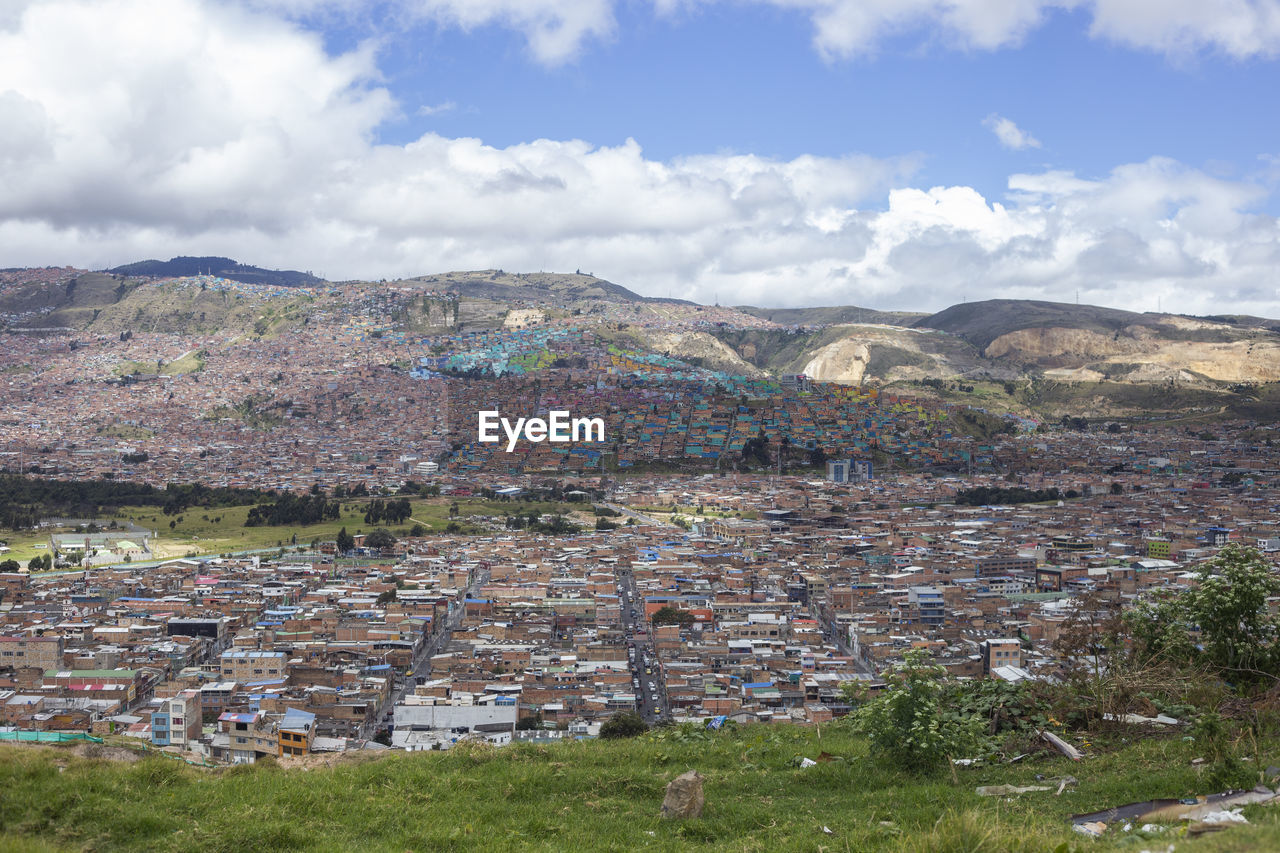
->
[3,264,1277,394]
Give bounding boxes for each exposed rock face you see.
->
[790,324,1003,383]
[800,338,870,383]
[661,770,705,820]
[502,308,546,329]
[983,325,1280,382]
[644,331,768,377]
[984,327,1139,363]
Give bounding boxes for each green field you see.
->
[3,724,1280,852]
[0,531,54,565]
[113,349,206,377]
[2,498,589,567]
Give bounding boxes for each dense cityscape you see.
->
[3,267,1277,770]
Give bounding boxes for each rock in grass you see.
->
[661,770,705,819]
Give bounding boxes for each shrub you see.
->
[1128,544,1280,682]
[847,649,983,772]
[599,711,648,739]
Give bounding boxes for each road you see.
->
[813,604,874,676]
[603,502,677,529]
[616,566,669,723]
[365,563,490,739]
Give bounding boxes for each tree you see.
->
[1184,545,1280,676]
[364,528,397,550]
[409,523,427,537]
[1127,545,1280,681]
[0,559,20,572]
[846,648,982,773]
[600,711,648,739]
[335,527,354,554]
[651,606,694,628]
[515,711,544,731]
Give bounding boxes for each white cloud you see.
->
[760,0,1048,60]
[983,114,1041,150]
[242,0,1280,65]
[1087,0,1280,60]
[418,100,457,116]
[670,0,1280,61]
[1,0,1279,319]
[407,0,615,64]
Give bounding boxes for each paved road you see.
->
[616,566,669,722]
[812,605,874,676]
[603,502,677,529]
[368,563,489,739]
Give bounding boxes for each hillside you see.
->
[736,304,928,328]
[0,271,140,329]
[706,325,1015,383]
[83,280,316,336]
[915,299,1151,350]
[109,257,322,288]
[409,270,689,307]
[914,299,1280,383]
[5,723,1280,852]
[4,264,1279,408]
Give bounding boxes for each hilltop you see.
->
[108,257,322,288]
[409,269,686,306]
[736,304,928,328]
[3,263,1279,418]
[909,298,1280,384]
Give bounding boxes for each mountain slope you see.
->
[914,299,1150,350]
[109,257,322,288]
[0,271,140,329]
[914,299,1280,383]
[409,270,691,306]
[736,304,927,327]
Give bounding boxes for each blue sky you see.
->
[368,3,1277,203]
[1,0,1278,315]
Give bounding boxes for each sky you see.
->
[1,0,1279,315]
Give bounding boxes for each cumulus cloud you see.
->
[753,0,1047,60]
[2,0,1279,319]
[1086,0,1280,60]
[983,114,1042,150]
[250,0,616,64]
[705,1,1280,61]
[406,0,615,64]
[245,0,1280,65]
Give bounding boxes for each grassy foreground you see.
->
[5,725,1280,852]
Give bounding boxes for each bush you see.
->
[944,678,1054,738]
[515,712,544,731]
[847,649,983,772]
[599,712,648,739]
[1127,544,1280,682]
[651,606,694,628]
[363,528,397,550]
